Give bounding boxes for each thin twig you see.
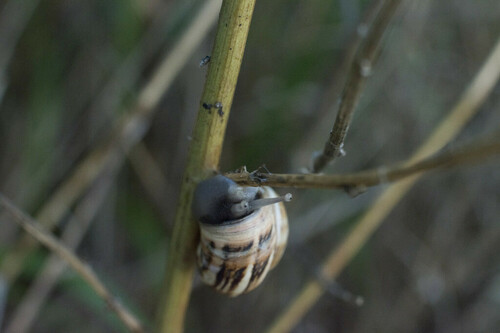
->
[266,35,500,333]
[0,0,222,284]
[0,194,144,333]
[4,162,121,333]
[156,1,256,332]
[227,133,500,189]
[293,0,385,168]
[312,0,402,172]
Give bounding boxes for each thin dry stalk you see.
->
[0,194,144,333]
[293,0,385,168]
[156,1,256,332]
[227,134,500,189]
[5,164,120,333]
[312,0,402,172]
[0,0,222,284]
[266,36,500,333]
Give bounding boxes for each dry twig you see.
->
[227,133,500,189]
[292,0,385,168]
[267,35,500,333]
[4,162,121,333]
[312,0,402,172]
[0,194,144,333]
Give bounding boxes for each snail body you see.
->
[193,175,290,297]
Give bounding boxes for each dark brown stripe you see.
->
[219,268,232,290]
[222,240,254,253]
[229,267,247,292]
[215,263,227,287]
[258,228,273,247]
[249,257,270,284]
[241,241,254,251]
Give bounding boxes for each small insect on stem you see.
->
[215,102,224,117]
[201,103,212,113]
[199,55,211,67]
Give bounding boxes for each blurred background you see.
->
[1,0,500,332]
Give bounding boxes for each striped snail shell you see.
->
[192,175,291,297]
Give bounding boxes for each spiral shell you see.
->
[197,187,288,297]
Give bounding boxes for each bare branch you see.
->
[227,133,500,189]
[312,0,402,172]
[266,34,500,333]
[292,0,385,168]
[0,194,144,333]
[4,164,120,333]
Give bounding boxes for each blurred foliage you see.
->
[1,0,500,332]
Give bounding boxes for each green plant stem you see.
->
[156,1,256,332]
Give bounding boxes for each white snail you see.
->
[192,175,291,297]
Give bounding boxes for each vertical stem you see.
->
[156,1,256,332]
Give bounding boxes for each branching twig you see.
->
[0,194,144,333]
[156,1,256,332]
[227,134,500,189]
[0,0,222,284]
[312,0,402,172]
[266,35,500,333]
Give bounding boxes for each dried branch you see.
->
[227,133,500,189]
[266,35,500,333]
[156,1,256,332]
[312,0,402,172]
[4,164,120,333]
[0,194,144,333]
[292,0,385,168]
[0,0,221,284]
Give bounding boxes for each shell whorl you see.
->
[197,187,289,297]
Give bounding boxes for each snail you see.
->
[192,175,292,297]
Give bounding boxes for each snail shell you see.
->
[193,176,290,297]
